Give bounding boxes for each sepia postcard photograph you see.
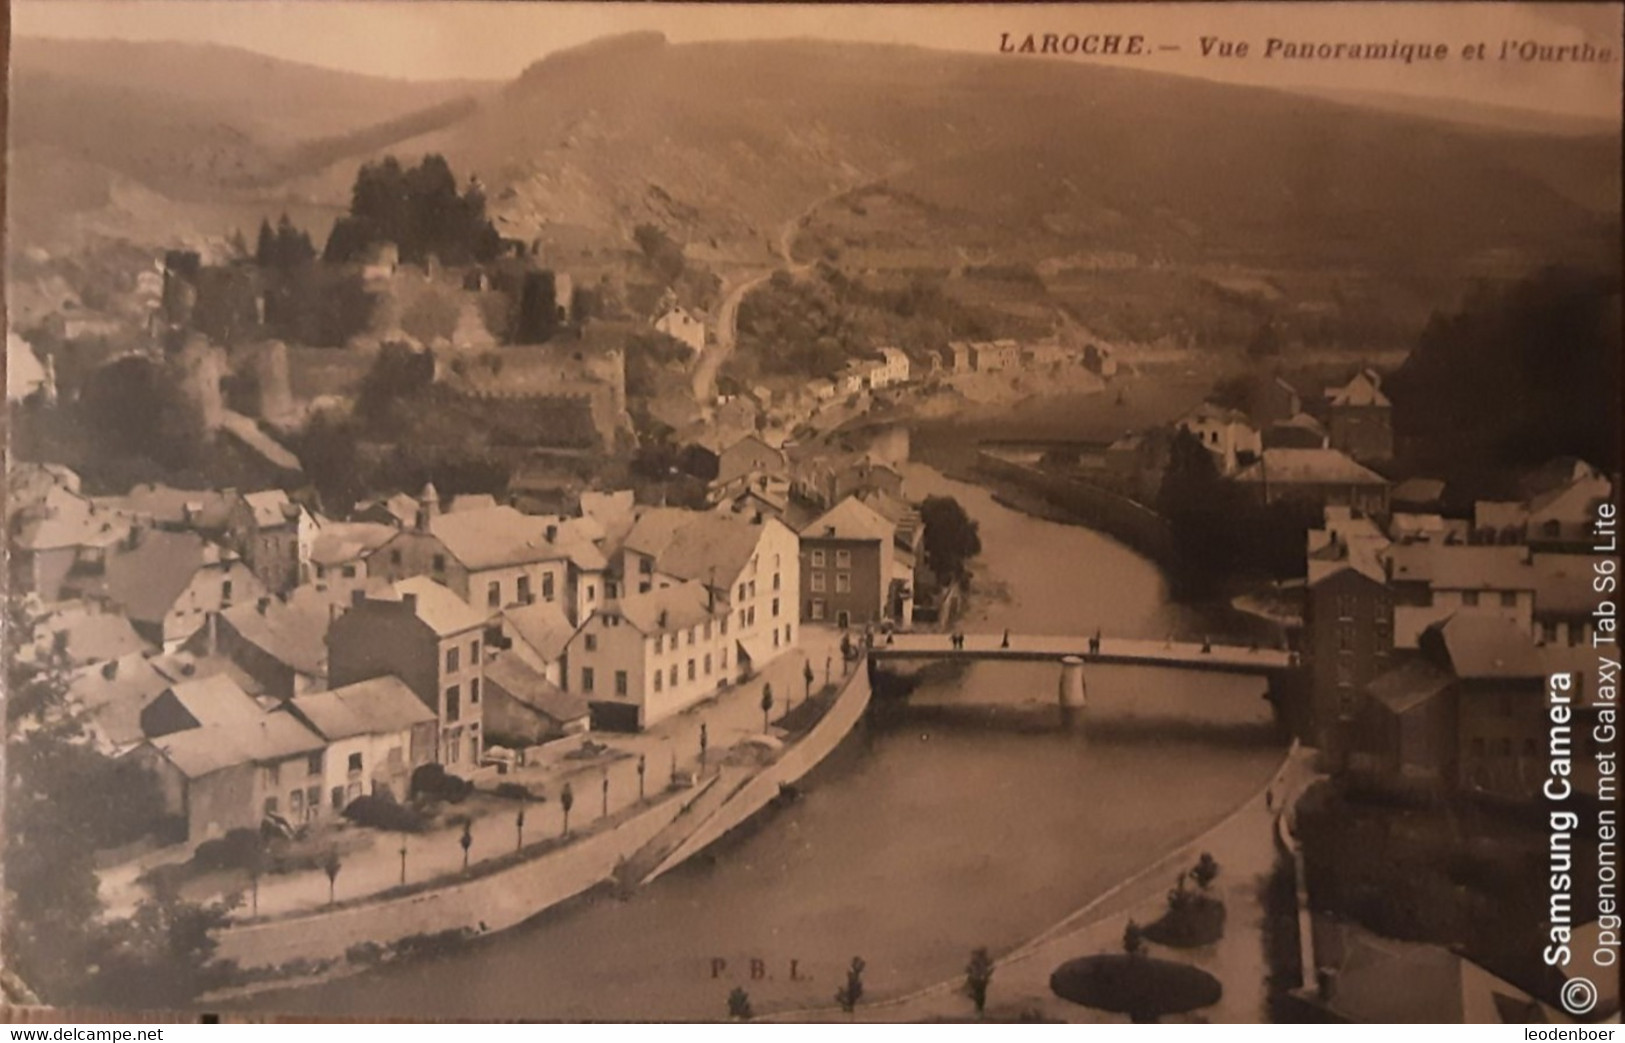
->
[1,0,1621,1026]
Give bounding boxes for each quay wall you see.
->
[214,788,693,971]
[645,658,875,880]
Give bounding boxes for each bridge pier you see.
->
[1058,655,1087,730]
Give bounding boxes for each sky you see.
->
[13,1,1624,122]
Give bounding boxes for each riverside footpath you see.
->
[767,745,1319,1024]
[203,626,865,975]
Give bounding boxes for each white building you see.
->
[1176,402,1263,476]
[654,306,706,356]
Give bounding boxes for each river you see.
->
[241,465,1283,1021]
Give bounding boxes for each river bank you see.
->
[238,463,1286,1020]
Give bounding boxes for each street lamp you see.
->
[601,772,610,819]
[399,839,408,887]
[803,659,815,705]
[561,782,575,836]
[700,722,709,767]
[637,754,647,801]
[761,684,774,732]
[459,820,473,871]
[516,804,526,852]
[323,847,342,907]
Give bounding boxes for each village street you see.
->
[98,627,847,922]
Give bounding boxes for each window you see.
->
[470,678,480,705]
[687,659,696,681]
[654,671,663,693]
[543,573,556,600]
[263,797,279,816]
[582,667,595,693]
[655,634,664,654]
[785,624,793,644]
[615,670,628,696]
[811,549,826,568]
[688,628,696,647]
[607,581,619,599]
[720,616,729,635]
[446,685,461,721]
[772,597,780,617]
[1337,625,1355,653]
[812,572,827,593]
[331,786,345,810]
[720,647,729,669]
[836,573,851,594]
[587,584,596,601]
[488,581,502,608]
[315,564,326,579]
[704,653,713,675]
[639,557,653,575]
[836,550,851,568]
[347,752,363,775]
[222,579,233,602]
[518,575,532,603]
[1335,594,1356,621]
[446,647,460,673]
[1500,591,1517,608]
[811,599,826,621]
[265,763,281,788]
[739,609,747,628]
[670,664,678,686]
[290,788,305,815]
[432,554,446,572]
[306,752,323,776]
[391,549,402,565]
[738,583,748,601]
[585,634,598,652]
[342,565,358,579]
[387,746,403,767]
[704,621,712,640]
[748,607,756,625]
[1463,590,1481,607]
[773,573,781,591]
[773,630,780,648]
[1334,657,1354,686]
[448,734,460,764]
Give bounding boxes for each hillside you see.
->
[8,34,1617,297]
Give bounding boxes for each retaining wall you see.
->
[645,659,874,880]
[973,453,1175,565]
[215,788,693,971]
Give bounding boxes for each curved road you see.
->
[688,188,843,406]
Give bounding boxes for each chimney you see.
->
[402,592,419,613]
[657,609,668,629]
[101,660,119,680]
[257,596,271,615]
[545,524,558,542]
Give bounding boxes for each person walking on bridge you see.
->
[1000,629,1010,649]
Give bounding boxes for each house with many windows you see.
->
[281,676,438,811]
[369,486,575,622]
[798,496,894,628]
[326,577,489,773]
[563,580,734,731]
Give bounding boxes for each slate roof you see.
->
[288,676,434,740]
[1391,478,1447,507]
[388,577,489,636]
[1426,615,1546,680]
[151,710,324,778]
[218,591,332,679]
[70,654,172,749]
[623,508,705,560]
[615,581,715,635]
[242,490,298,529]
[803,496,893,543]
[39,608,152,667]
[105,484,235,531]
[1233,449,1388,487]
[503,599,576,663]
[484,651,587,724]
[428,506,567,571]
[654,515,766,589]
[309,521,396,567]
[1327,369,1391,408]
[13,493,131,552]
[104,530,231,626]
[1385,544,1533,591]
[1366,658,1456,716]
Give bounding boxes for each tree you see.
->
[633,224,685,285]
[355,341,435,430]
[78,896,236,1009]
[323,848,342,905]
[920,495,982,584]
[560,782,574,836]
[760,684,774,732]
[1191,852,1220,891]
[1123,919,1146,957]
[636,754,647,801]
[325,154,500,266]
[515,270,560,344]
[727,986,754,1020]
[965,947,995,1016]
[835,956,866,1015]
[459,820,473,870]
[803,659,815,703]
[1386,265,1621,472]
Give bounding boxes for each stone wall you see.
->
[973,452,1176,565]
[645,657,874,880]
[214,787,693,970]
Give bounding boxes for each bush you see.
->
[192,828,263,872]
[343,794,429,833]
[493,781,541,802]
[393,927,476,961]
[345,941,386,967]
[411,763,473,803]
[1143,894,1227,948]
[1049,954,1222,1022]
